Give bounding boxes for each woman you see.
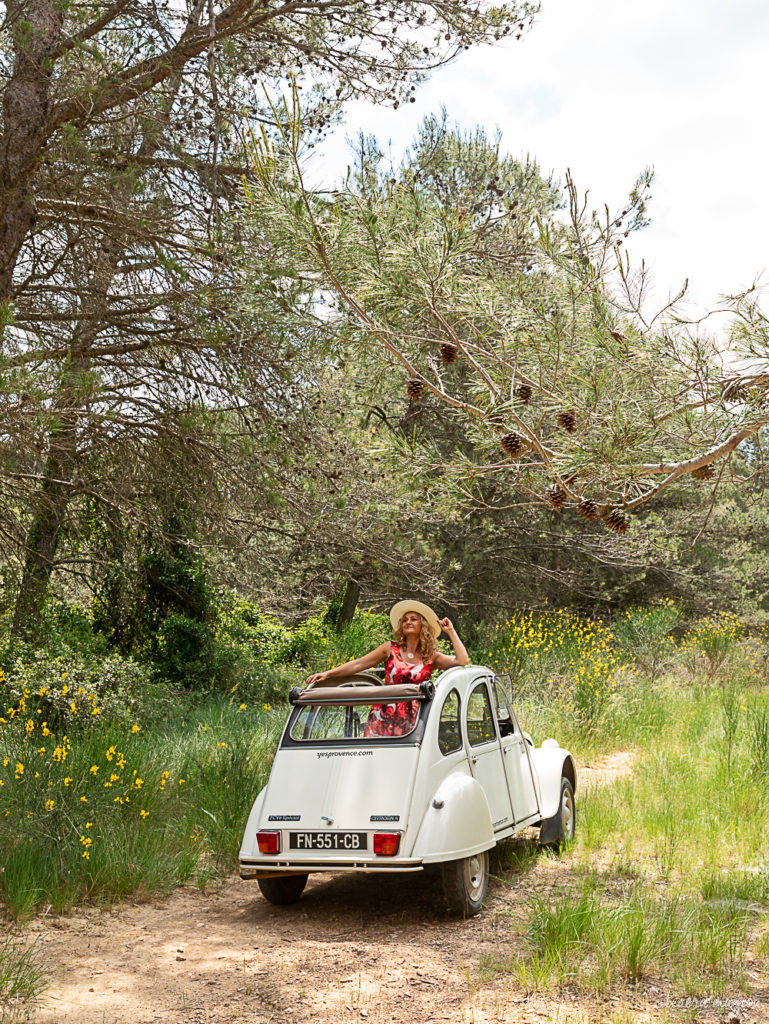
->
[305,600,469,737]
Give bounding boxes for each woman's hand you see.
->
[433,617,470,669]
[305,670,331,686]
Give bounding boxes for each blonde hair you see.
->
[393,613,438,662]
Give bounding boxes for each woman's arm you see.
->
[433,618,470,670]
[304,641,390,686]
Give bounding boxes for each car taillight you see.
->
[257,830,281,854]
[373,832,401,856]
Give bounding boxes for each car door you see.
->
[493,676,540,823]
[464,679,514,832]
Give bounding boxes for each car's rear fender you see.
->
[412,770,495,863]
[529,741,576,819]
[239,786,267,862]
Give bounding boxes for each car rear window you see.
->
[290,698,421,742]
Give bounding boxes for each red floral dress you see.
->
[364,643,434,738]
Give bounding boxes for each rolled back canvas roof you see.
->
[294,683,423,706]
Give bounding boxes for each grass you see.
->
[0,694,285,919]
[507,883,751,994]
[488,657,769,1006]
[0,930,48,1022]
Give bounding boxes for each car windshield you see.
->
[289,697,421,742]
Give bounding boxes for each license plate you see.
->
[289,831,367,851]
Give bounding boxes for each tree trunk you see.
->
[9,61,195,636]
[11,243,117,636]
[11,443,73,636]
[336,578,361,630]
[0,0,63,304]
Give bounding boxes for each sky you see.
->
[315,0,769,329]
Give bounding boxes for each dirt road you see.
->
[22,752,764,1024]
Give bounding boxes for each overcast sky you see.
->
[316,0,769,328]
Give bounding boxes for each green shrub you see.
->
[215,596,295,664]
[683,613,747,683]
[0,601,108,668]
[309,609,391,668]
[1,649,151,729]
[227,661,302,705]
[612,601,681,683]
[152,613,232,690]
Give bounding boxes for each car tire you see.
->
[545,777,576,850]
[441,850,490,916]
[257,873,309,906]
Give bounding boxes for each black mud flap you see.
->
[538,812,560,845]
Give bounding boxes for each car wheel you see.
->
[257,873,309,906]
[441,850,490,916]
[545,777,576,850]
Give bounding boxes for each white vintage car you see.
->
[239,666,576,915]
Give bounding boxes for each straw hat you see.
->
[389,599,441,638]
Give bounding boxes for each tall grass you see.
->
[0,693,284,919]
[0,932,47,1022]
[574,684,769,883]
[500,663,769,1001]
[489,883,752,995]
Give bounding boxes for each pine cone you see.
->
[439,342,458,365]
[545,483,567,509]
[691,464,716,481]
[515,383,533,405]
[406,378,425,402]
[500,431,524,456]
[576,498,600,521]
[721,378,749,402]
[556,409,577,434]
[487,412,506,433]
[602,506,629,535]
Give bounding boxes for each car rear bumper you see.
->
[239,858,424,879]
